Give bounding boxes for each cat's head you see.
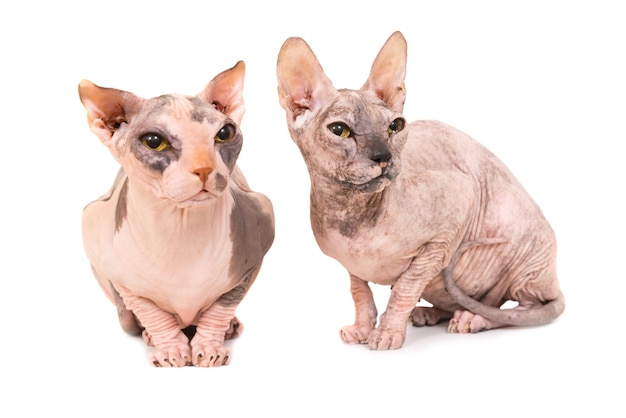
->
[79,61,246,208]
[277,32,408,194]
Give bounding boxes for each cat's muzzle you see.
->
[338,162,398,193]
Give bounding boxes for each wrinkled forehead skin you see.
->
[319,89,399,134]
[114,94,226,154]
[296,89,407,161]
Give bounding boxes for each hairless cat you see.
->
[277,32,564,350]
[80,61,274,366]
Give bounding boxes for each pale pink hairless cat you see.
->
[79,61,274,366]
[277,32,564,350]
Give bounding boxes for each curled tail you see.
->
[443,239,565,326]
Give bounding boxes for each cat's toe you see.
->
[411,306,452,327]
[340,324,373,344]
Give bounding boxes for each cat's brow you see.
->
[323,93,396,136]
[142,95,220,125]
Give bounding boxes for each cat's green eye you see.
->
[215,124,236,143]
[388,118,406,134]
[328,122,352,138]
[140,133,169,151]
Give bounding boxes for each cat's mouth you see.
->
[338,173,394,193]
[338,164,398,193]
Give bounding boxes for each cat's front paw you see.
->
[149,342,191,367]
[367,327,406,350]
[340,324,374,344]
[191,342,232,367]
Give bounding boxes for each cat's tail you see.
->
[443,239,565,327]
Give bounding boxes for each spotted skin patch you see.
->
[227,187,275,298]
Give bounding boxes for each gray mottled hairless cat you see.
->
[277,32,564,350]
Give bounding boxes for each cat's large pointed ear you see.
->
[277,37,335,126]
[361,31,407,113]
[199,61,246,126]
[78,80,144,146]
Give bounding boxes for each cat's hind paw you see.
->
[224,316,243,340]
[447,310,501,333]
[410,306,452,327]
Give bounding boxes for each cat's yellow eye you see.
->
[388,118,406,134]
[328,122,352,138]
[215,124,236,143]
[140,133,170,151]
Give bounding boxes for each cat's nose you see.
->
[368,140,392,166]
[193,166,213,184]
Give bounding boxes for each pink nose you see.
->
[193,166,213,184]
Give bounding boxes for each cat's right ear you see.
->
[276,37,334,127]
[78,80,143,147]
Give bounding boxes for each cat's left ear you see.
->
[361,31,407,113]
[78,80,144,147]
[199,61,246,126]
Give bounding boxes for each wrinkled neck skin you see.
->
[309,173,387,240]
[123,176,232,253]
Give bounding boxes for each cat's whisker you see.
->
[142,197,171,211]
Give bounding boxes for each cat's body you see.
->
[80,61,274,366]
[277,32,564,350]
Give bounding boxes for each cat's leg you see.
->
[340,274,377,344]
[190,266,260,367]
[410,306,453,327]
[119,290,191,367]
[110,282,143,336]
[176,316,242,342]
[190,303,237,367]
[369,243,446,350]
[90,268,143,335]
[447,257,563,333]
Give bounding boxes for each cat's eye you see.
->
[215,124,236,143]
[140,133,170,151]
[388,118,406,134]
[328,122,352,138]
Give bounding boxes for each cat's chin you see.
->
[176,190,218,208]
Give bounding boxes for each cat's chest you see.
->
[82,183,235,296]
[105,222,236,325]
[316,225,417,285]
[111,215,235,291]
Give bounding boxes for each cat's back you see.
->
[404,119,519,185]
[403,119,551,246]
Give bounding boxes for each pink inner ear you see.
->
[282,81,314,117]
[202,61,246,124]
[79,80,133,127]
[362,32,407,113]
[277,37,335,120]
[79,80,145,146]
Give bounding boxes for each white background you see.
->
[1,1,624,416]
